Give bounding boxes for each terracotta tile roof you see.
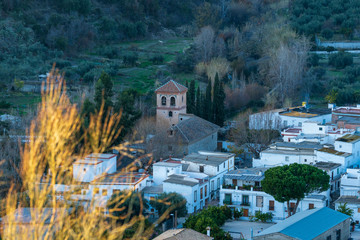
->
[155,80,187,93]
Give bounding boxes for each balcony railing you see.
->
[222,184,263,191]
[223,199,232,205]
[240,202,250,207]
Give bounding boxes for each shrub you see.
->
[328,52,353,69]
[150,55,164,64]
[102,46,119,59]
[308,54,320,67]
[0,100,11,109]
[321,28,334,39]
[123,54,138,66]
[83,68,102,83]
[254,211,273,223]
[233,208,243,219]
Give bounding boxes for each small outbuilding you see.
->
[254,207,350,240]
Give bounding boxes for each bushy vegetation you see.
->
[290,0,360,38]
[183,206,233,240]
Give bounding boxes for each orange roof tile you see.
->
[155,80,187,93]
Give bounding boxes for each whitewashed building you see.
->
[249,105,332,130]
[73,154,117,182]
[253,142,323,167]
[281,121,354,144]
[335,168,360,223]
[219,168,328,221]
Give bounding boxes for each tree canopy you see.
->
[150,192,187,218]
[262,163,330,217]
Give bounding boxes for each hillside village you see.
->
[2,0,360,239]
[2,79,360,239]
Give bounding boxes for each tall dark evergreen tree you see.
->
[114,89,142,143]
[195,86,201,117]
[187,80,196,114]
[203,80,212,121]
[94,72,114,111]
[213,73,225,127]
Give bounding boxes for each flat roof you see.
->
[163,174,199,187]
[73,159,103,165]
[225,168,268,181]
[334,196,360,205]
[317,148,351,157]
[314,161,341,171]
[142,185,163,194]
[262,148,315,156]
[85,153,117,160]
[182,152,234,167]
[92,172,149,185]
[153,162,182,167]
[336,134,360,143]
[279,107,331,118]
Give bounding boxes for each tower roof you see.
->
[155,80,187,93]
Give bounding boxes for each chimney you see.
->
[206,226,211,237]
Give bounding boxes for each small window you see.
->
[358,208,360,213]
[339,145,342,148]
[168,145,173,151]
[150,196,155,201]
[327,236,331,240]
[304,159,307,162]
[319,127,323,131]
[336,229,341,240]
[102,189,107,196]
[205,185,207,196]
[169,111,173,117]
[83,168,86,172]
[223,162,225,168]
[161,96,166,106]
[199,166,204,173]
[256,196,263,207]
[285,156,289,161]
[217,166,219,172]
[269,200,275,211]
[194,190,197,202]
[169,130,173,136]
[170,97,175,106]
[94,188,99,195]
[217,178,220,189]
[309,203,314,209]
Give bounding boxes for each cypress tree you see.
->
[195,86,201,117]
[187,80,196,114]
[203,80,212,121]
[94,72,113,111]
[213,73,225,127]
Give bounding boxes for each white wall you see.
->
[73,164,97,182]
[153,164,182,185]
[163,182,199,213]
[254,151,316,167]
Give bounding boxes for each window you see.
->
[255,181,260,187]
[169,130,173,136]
[285,156,289,161]
[284,120,288,126]
[298,122,302,127]
[242,195,249,205]
[256,196,263,207]
[161,96,166,105]
[102,189,108,196]
[168,111,173,117]
[217,166,219,172]
[217,178,220,189]
[94,188,99,195]
[327,236,331,240]
[170,97,175,106]
[205,185,207,196]
[211,180,214,191]
[223,162,225,168]
[200,188,203,199]
[336,229,341,240]
[304,159,307,162]
[150,196,155,201]
[168,145,172,151]
[337,168,339,174]
[319,127,323,131]
[339,145,342,148]
[290,202,295,213]
[358,208,360,213]
[83,168,86,172]
[269,200,275,211]
[232,179,237,186]
[199,166,204,173]
[194,206,197,212]
[194,190,197,202]
[309,203,314,209]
